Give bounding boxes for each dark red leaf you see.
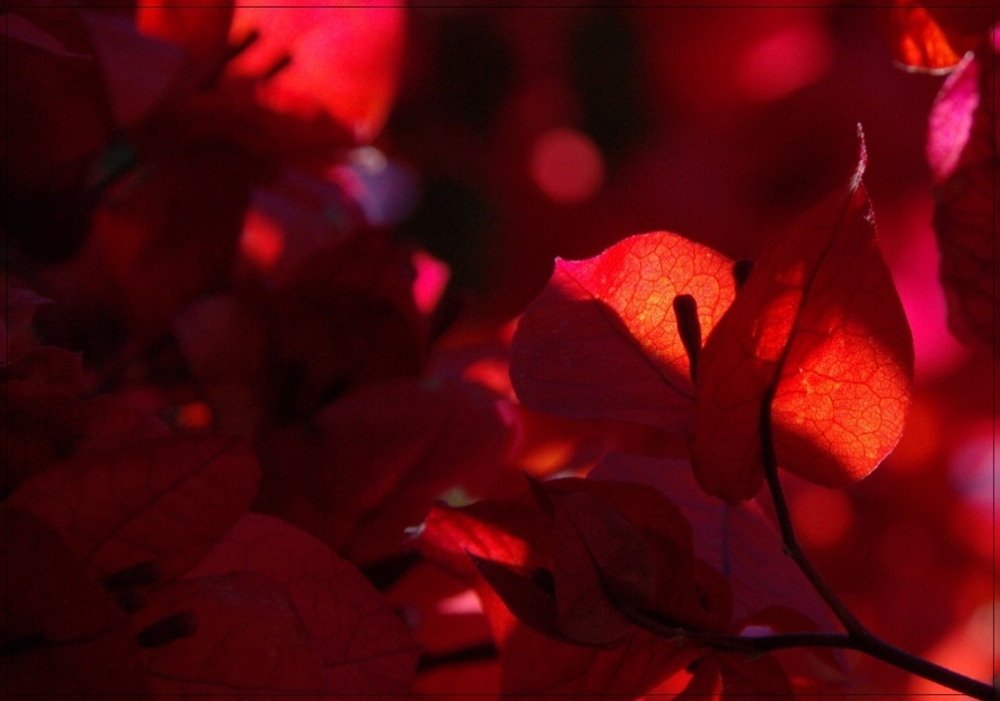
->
[2,506,149,694]
[930,39,999,352]
[79,10,186,127]
[590,454,835,629]
[184,513,420,696]
[132,572,327,695]
[136,0,234,74]
[693,134,914,501]
[9,433,260,578]
[253,377,505,563]
[511,231,737,433]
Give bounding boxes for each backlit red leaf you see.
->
[883,1,993,72]
[9,433,260,578]
[185,513,420,696]
[693,135,914,502]
[415,497,703,700]
[227,0,405,142]
[511,231,737,433]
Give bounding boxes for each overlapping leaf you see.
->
[415,477,733,699]
[928,39,998,353]
[184,513,421,696]
[10,433,260,578]
[511,232,737,433]
[693,136,913,501]
[2,507,149,695]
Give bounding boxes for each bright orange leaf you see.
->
[692,132,914,502]
[510,232,737,434]
[883,1,993,73]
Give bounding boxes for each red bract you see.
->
[9,433,260,579]
[510,232,737,433]
[927,32,998,353]
[227,0,405,142]
[182,513,420,697]
[511,136,914,503]
[135,0,234,75]
[132,572,329,695]
[415,477,733,698]
[883,1,994,73]
[590,454,834,628]
[693,136,913,502]
[2,286,169,488]
[253,377,506,564]
[2,506,149,695]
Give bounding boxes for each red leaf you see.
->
[253,377,505,563]
[883,1,992,73]
[136,0,234,73]
[511,231,737,433]
[227,0,405,142]
[9,433,260,578]
[184,513,420,696]
[132,572,327,695]
[927,53,979,184]
[2,506,149,695]
[930,41,999,352]
[590,454,835,630]
[2,384,169,490]
[79,10,185,127]
[693,134,914,502]
[544,489,649,644]
[415,481,724,700]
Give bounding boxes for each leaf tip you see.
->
[851,124,868,190]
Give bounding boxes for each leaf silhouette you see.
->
[511,231,737,433]
[9,433,260,578]
[929,43,998,352]
[2,506,150,695]
[590,453,835,628]
[185,513,420,697]
[133,572,327,696]
[692,133,914,502]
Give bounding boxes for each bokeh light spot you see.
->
[239,210,285,270]
[737,24,832,102]
[529,128,605,204]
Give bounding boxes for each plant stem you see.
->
[756,388,996,701]
[623,605,996,701]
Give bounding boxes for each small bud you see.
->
[732,259,755,290]
[672,294,701,383]
[135,611,197,649]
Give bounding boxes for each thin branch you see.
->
[757,387,996,701]
[759,386,868,640]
